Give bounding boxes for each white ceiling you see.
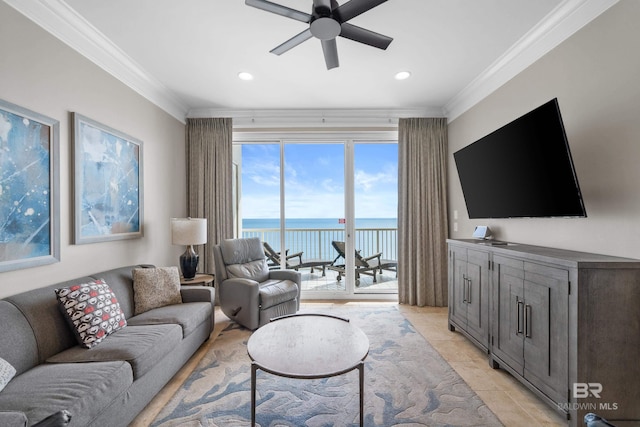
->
[6,0,617,124]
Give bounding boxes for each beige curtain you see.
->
[185,118,234,275]
[398,118,449,306]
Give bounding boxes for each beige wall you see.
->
[0,3,187,298]
[448,1,640,259]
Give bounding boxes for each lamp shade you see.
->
[171,218,207,245]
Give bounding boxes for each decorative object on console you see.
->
[0,98,60,273]
[171,218,207,279]
[245,0,393,70]
[132,266,183,315]
[472,225,491,240]
[72,113,144,244]
[54,280,127,348]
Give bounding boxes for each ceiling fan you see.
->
[245,0,393,70]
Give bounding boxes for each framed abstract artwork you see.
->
[0,99,60,272]
[72,113,143,244]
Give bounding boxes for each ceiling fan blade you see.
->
[270,28,313,55]
[339,23,393,49]
[245,0,311,23]
[333,0,388,23]
[321,38,339,70]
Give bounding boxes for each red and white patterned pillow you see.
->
[55,280,127,348]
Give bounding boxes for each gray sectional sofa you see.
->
[0,265,215,427]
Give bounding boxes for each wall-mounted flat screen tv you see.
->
[454,98,586,219]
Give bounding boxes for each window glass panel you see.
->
[235,143,282,254]
[284,143,345,292]
[354,142,398,293]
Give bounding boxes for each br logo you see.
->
[573,383,603,399]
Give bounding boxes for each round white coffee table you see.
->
[247,313,370,426]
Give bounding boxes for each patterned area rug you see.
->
[152,306,503,426]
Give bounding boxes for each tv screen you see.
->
[454,98,586,219]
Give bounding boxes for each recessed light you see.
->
[394,71,411,80]
[238,72,254,81]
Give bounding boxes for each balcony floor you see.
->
[297,266,398,293]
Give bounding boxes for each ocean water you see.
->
[243,218,397,230]
[242,218,398,260]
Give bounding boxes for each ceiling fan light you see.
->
[310,17,341,40]
[238,72,254,81]
[395,71,411,80]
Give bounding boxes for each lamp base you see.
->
[179,245,199,279]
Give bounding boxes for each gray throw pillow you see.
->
[132,266,182,316]
[0,356,17,392]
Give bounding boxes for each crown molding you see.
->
[444,0,619,121]
[4,0,189,123]
[187,107,444,128]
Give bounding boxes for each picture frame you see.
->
[72,113,143,244]
[0,99,60,272]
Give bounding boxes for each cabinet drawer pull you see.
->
[525,304,532,338]
[466,278,472,304]
[462,275,467,303]
[516,298,524,335]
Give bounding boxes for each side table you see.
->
[179,273,214,287]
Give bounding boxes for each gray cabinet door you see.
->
[523,263,569,404]
[449,245,468,328]
[465,249,490,346]
[493,255,525,375]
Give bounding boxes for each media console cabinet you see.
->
[447,239,640,426]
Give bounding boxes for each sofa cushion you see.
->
[259,279,299,309]
[0,301,39,376]
[54,280,127,348]
[0,357,16,392]
[46,324,182,379]
[127,302,212,338]
[0,361,132,427]
[132,267,182,315]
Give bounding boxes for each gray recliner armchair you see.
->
[213,237,301,330]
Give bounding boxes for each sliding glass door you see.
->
[233,133,397,299]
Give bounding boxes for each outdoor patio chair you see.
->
[263,241,331,276]
[328,240,397,286]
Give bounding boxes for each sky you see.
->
[239,142,398,219]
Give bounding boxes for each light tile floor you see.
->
[397,303,566,427]
[131,302,567,426]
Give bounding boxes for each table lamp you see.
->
[171,217,207,280]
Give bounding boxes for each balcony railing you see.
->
[242,227,398,262]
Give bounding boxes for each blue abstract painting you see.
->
[74,114,143,244]
[0,100,59,271]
